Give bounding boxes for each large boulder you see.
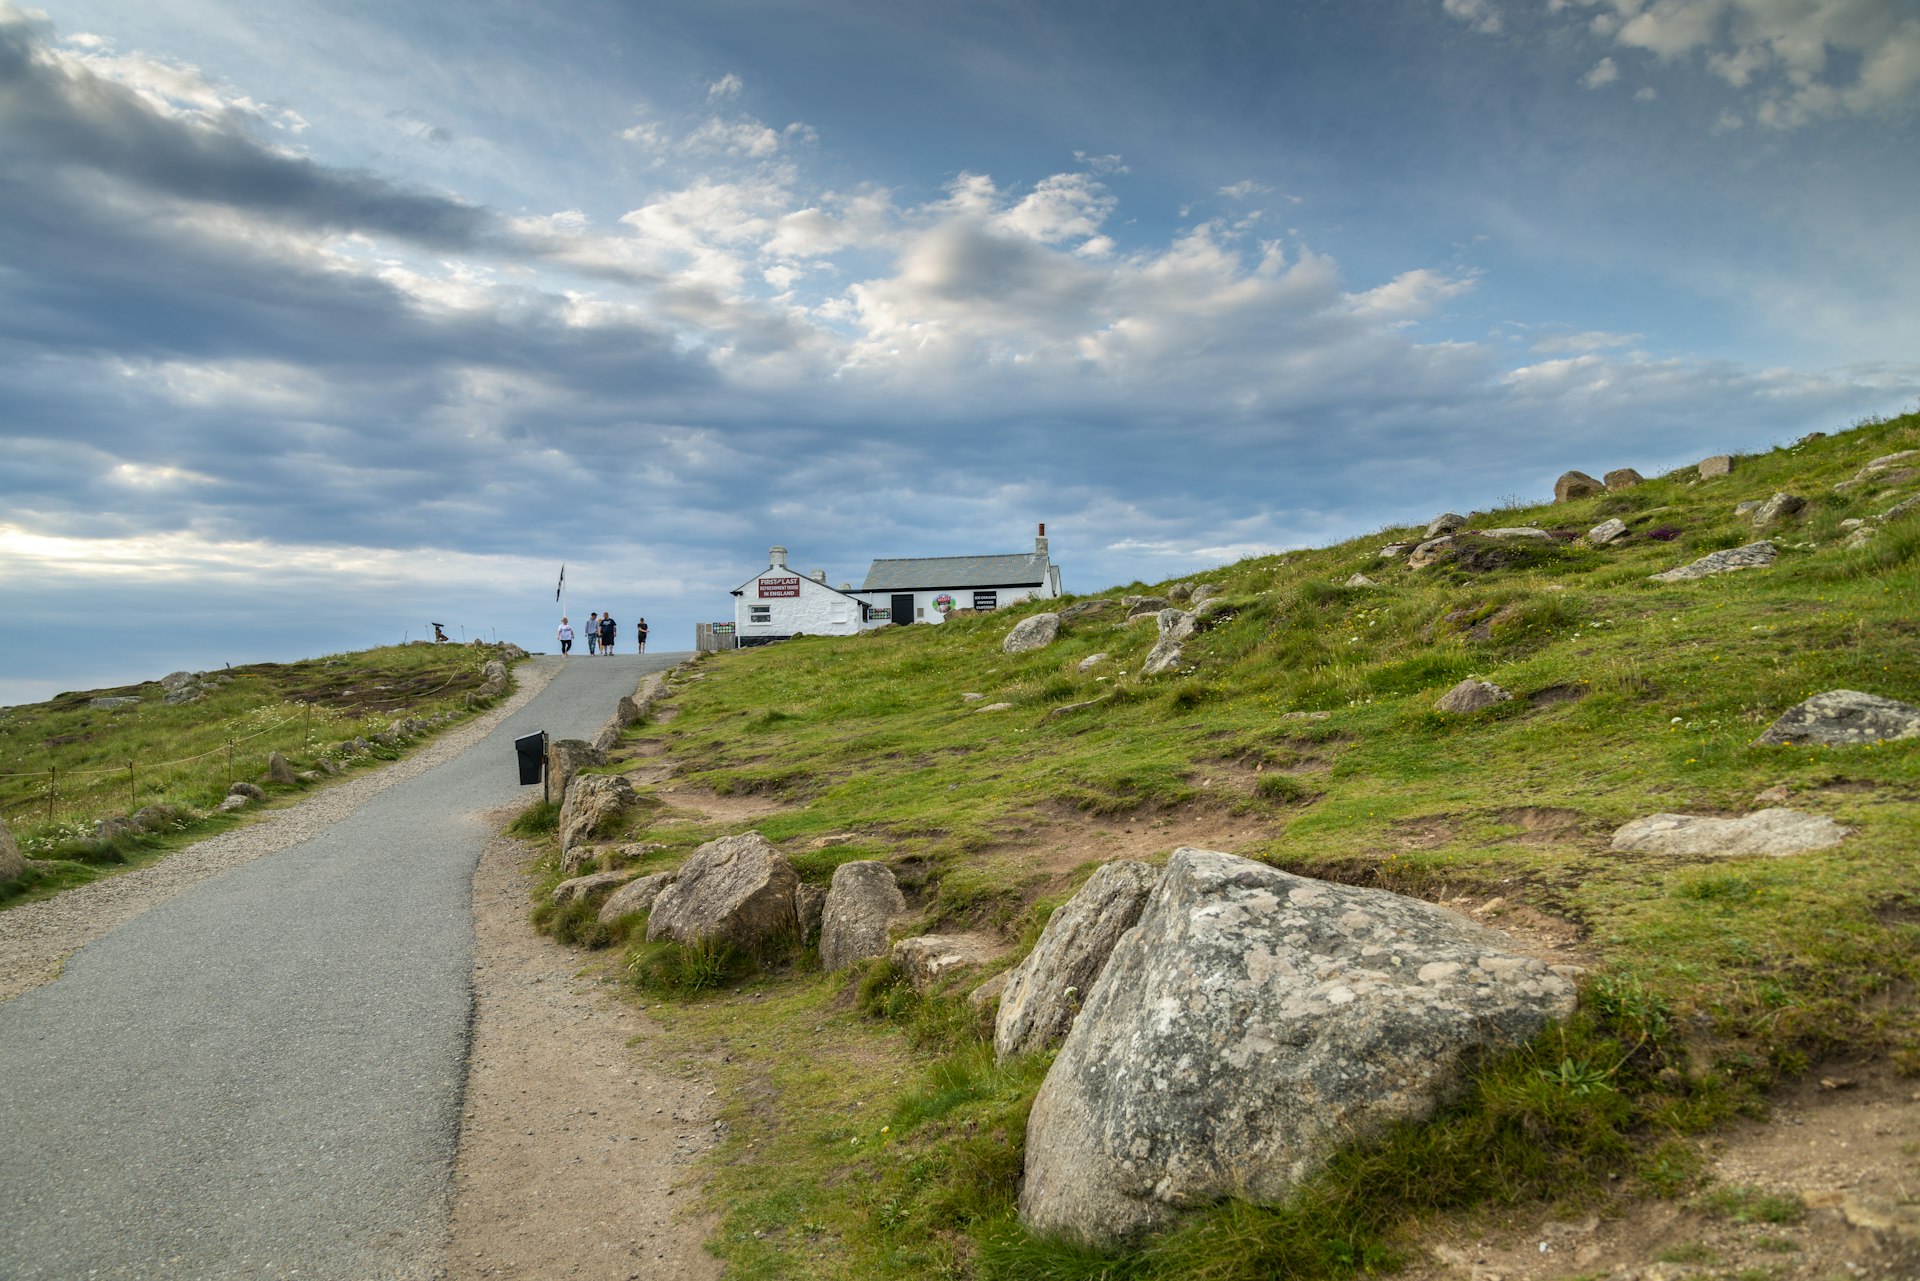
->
[1426,512,1467,538]
[1188,584,1222,607]
[1017,849,1575,1246]
[1141,637,1184,676]
[1604,468,1644,490]
[1754,690,1920,746]
[1004,613,1063,654]
[646,832,799,952]
[159,671,196,691]
[551,870,630,906]
[228,781,266,800]
[478,659,509,697]
[1648,541,1776,582]
[1156,609,1197,643]
[1698,455,1733,478]
[90,696,140,709]
[1435,679,1513,714]
[1122,596,1171,617]
[266,751,298,785]
[1610,809,1851,857]
[1406,536,1454,569]
[995,861,1159,1061]
[558,773,636,857]
[819,860,909,971]
[546,738,605,796]
[597,870,679,924]
[1553,471,1604,502]
[0,815,28,883]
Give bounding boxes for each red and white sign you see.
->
[758,576,802,598]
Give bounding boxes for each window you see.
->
[972,590,998,611]
[749,605,772,624]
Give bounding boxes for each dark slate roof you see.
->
[861,553,1051,591]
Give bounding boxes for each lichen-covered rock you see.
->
[995,861,1159,1061]
[1,815,30,883]
[1189,584,1222,607]
[1754,690,1920,746]
[1077,652,1109,673]
[1609,809,1851,857]
[1604,468,1644,490]
[819,861,908,971]
[1122,596,1170,617]
[1004,612,1063,654]
[1166,582,1194,603]
[1749,492,1805,526]
[1426,512,1467,538]
[597,870,679,924]
[1344,573,1376,587]
[1554,471,1604,502]
[131,803,183,832]
[1479,527,1553,541]
[1018,849,1575,1246]
[478,659,509,697]
[551,870,630,906]
[216,794,251,813]
[1407,536,1454,569]
[1059,600,1114,621]
[794,882,826,943]
[90,696,140,709]
[228,781,266,801]
[1156,609,1197,642]
[1698,454,1733,478]
[646,832,799,952]
[558,773,636,858]
[1141,637,1184,676]
[1435,679,1512,714]
[266,752,297,785]
[1588,518,1628,545]
[1649,541,1776,582]
[546,738,605,796]
[892,933,1000,992]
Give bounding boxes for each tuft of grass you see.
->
[506,798,560,837]
[1693,1185,1806,1225]
[628,936,748,994]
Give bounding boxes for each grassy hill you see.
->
[0,642,518,905]
[542,409,1920,1280]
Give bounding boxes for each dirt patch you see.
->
[1494,806,1602,845]
[1527,683,1589,708]
[449,825,721,1281]
[981,800,1279,888]
[1397,1059,1920,1281]
[1395,814,1465,851]
[652,788,795,825]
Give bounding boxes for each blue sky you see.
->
[1,0,1916,704]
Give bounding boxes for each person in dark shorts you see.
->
[599,612,616,654]
[557,617,574,655]
[636,617,649,653]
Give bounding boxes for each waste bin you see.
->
[513,731,547,786]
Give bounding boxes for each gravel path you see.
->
[0,653,685,1280]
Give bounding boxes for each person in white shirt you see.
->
[557,617,574,655]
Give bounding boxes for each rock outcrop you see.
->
[995,861,1158,1061]
[266,752,297,785]
[1754,690,1920,746]
[1610,809,1851,857]
[558,773,636,858]
[1435,679,1513,714]
[1698,455,1733,478]
[1588,518,1628,545]
[551,870,630,906]
[1749,492,1805,526]
[1554,471,1604,502]
[1604,468,1644,490]
[1018,849,1575,1246]
[1004,613,1063,654]
[818,860,908,972]
[597,870,679,924]
[1426,512,1467,538]
[892,933,998,992]
[1649,541,1776,582]
[546,738,604,796]
[646,832,799,952]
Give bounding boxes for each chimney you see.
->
[1035,521,1049,557]
[769,545,787,569]
[810,569,826,583]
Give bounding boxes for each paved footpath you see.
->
[0,653,681,1281]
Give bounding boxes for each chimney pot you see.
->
[769,545,788,568]
[811,569,826,582]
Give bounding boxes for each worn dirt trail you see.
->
[449,826,722,1281]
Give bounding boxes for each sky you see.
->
[1,0,1917,705]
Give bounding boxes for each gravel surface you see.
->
[0,653,685,1281]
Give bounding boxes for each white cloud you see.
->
[1635,85,1659,100]
[1582,57,1619,89]
[1074,151,1130,175]
[1218,180,1271,199]
[1443,0,1503,36]
[1529,329,1644,354]
[707,72,743,100]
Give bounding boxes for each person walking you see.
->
[599,612,616,655]
[557,617,574,655]
[585,611,598,655]
[635,616,649,654]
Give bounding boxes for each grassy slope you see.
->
[568,413,1919,1279]
[0,642,519,905]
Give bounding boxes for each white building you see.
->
[855,525,1062,625]
[729,546,874,646]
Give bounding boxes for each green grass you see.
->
[1,641,520,906]
[553,412,1920,1278]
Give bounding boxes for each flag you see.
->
[555,564,565,601]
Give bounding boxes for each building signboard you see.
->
[758,576,802,598]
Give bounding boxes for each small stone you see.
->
[1344,573,1376,587]
[1587,518,1628,545]
[1076,653,1108,673]
[1436,679,1513,714]
[976,702,1015,713]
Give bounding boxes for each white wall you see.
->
[734,573,863,638]
[854,579,1055,626]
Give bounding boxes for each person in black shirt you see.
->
[599,613,616,655]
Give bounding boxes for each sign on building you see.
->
[758,576,802,598]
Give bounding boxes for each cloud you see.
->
[708,72,743,100]
[1445,0,1920,127]
[1218,180,1271,199]
[1073,151,1129,175]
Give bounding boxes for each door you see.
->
[890,593,915,625]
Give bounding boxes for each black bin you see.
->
[513,731,547,785]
